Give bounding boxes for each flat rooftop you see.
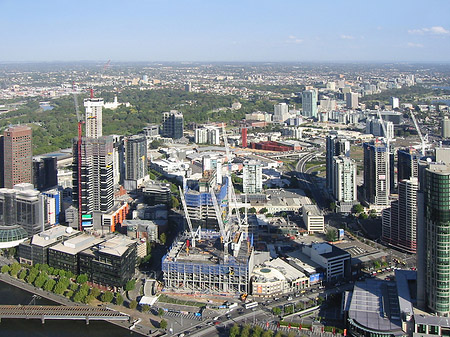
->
[31,225,80,247]
[50,234,104,255]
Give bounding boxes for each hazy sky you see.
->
[1,0,450,63]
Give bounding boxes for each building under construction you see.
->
[162,230,254,294]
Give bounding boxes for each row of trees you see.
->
[1,263,136,307]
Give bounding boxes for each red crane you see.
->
[73,93,83,231]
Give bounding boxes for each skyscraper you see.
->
[302,90,318,118]
[382,177,418,253]
[273,102,289,123]
[72,136,114,228]
[162,110,184,139]
[332,156,357,213]
[3,125,32,189]
[363,141,391,207]
[326,134,350,191]
[442,116,450,138]
[345,92,359,109]
[124,134,148,191]
[243,160,262,194]
[33,156,58,191]
[418,163,450,315]
[397,148,419,183]
[84,97,104,138]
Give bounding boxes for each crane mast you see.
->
[73,93,83,231]
[409,110,426,156]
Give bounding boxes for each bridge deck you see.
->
[0,305,129,321]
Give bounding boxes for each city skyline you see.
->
[1,0,450,63]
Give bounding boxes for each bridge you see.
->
[0,305,129,324]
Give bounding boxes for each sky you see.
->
[1,0,450,63]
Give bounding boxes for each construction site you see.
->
[162,125,255,296]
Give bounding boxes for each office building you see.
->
[3,125,32,189]
[363,141,392,207]
[0,184,49,239]
[443,116,450,138]
[33,157,58,191]
[162,110,184,139]
[84,97,104,138]
[301,90,318,118]
[345,92,359,109]
[72,136,115,228]
[273,102,289,123]
[143,124,160,138]
[302,204,324,233]
[382,177,418,253]
[366,117,394,140]
[397,148,419,183]
[194,126,220,145]
[332,156,357,213]
[326,134,350,191]
[418,163,450,315]
[390,97,399,109]
[243,160,262,194]
[124,134,148,191]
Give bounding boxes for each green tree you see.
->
[326,228,337,242]
[171,196,180,209]
[44,279,56,292]
[360,213,368,220]
[90,287,101,298]
[249,207,256,214]
[116,293,124,306]
[329,202,336,212]
[9,263,21,277]
[65,290,74,299]
[251,325,263,337]
[101,291,114,303]
[272,307,282,316]
[262,330,274,337]
[158,308,165,317]
[76,274,88,284]
[229,323,241,337]
[141,304,150,313]
[70,283,79,291]
[1,265,10,274]
[18,269,27,280]
[284,304,294,314]
[241,325,251,337]
[73,290,87,303]
[352,204,364,214]
[125,279,136,292]
[159,319,168,330]
[159,233,167,245]
[26,270,38,284]
[259,207,268,214]
[129,299,138,309]
[150,139,162,149]
[274,331,283,337]
[83,294,95,304]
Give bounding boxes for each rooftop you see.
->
[50,234,103,255]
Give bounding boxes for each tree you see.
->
[18,269,27,280]
[159,233,167,245]
[262,330,274,337]
[360,213,368,220]
[159,319,168,330]
[101,291,114,303]
[229,323,241,337]
[73,290,87,303]
[251,326,263,337]
[116,293,124,306]
[129,300,138,309]
[171,196,180,209]
[352,204,364,214]
[141,304,150,313]
[259,207,268,214]
[9,263,21,277]
[44,279,56,292]
[158,308,165,317]
[274,332,283,337]
[90,287,101,299]
[76,274,88,284]
[272,307,282,316]
[34,274,48,288]
[241,325,251,337]
[329,202,336,212]
[326,228,337,242]
[284,305,294,315]
[249,207,256,214]
[150,139,162,149]
[125,279,136,292]
[1,265,10,274]
[70,283,79,291]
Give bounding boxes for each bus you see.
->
[244,302,258,309]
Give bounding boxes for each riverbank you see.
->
[0,273,157,336]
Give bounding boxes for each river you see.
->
[0,280,139,337]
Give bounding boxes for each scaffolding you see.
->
[162,231,254,294]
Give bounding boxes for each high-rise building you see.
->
[273,102,289,123]
[194,126,220,145]
[418,163,450,315]
[84,98,104,138]
[124,135,148,191]
[363,141,391,207]
[366,117,394,140]
[442,116,450,138]
[243,160,262,194]
[345,92,359,109]
[162,110,184,139]
[3,125,32,189]
[397,148,419,183]
[326,134,350,191]
[194,128,208,144]
[72,136,115,228]
[33,157,58,191]
[390,97,399,109]
[332,156,357,213]
[302,90,318,118]
[241,128,248,148]
[382,177,418,253]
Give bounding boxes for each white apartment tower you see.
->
[84,98,104,138]
[243,160,262,194]
[273,103,289,123]
[332,156,357,212]
[302,90,318,118]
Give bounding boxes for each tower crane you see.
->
[178,186,201,250]
[73,92,84,231]
[210,190,231,261]
[409,110,427,156]
[377,110,392,151]
[221,123,243,227]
